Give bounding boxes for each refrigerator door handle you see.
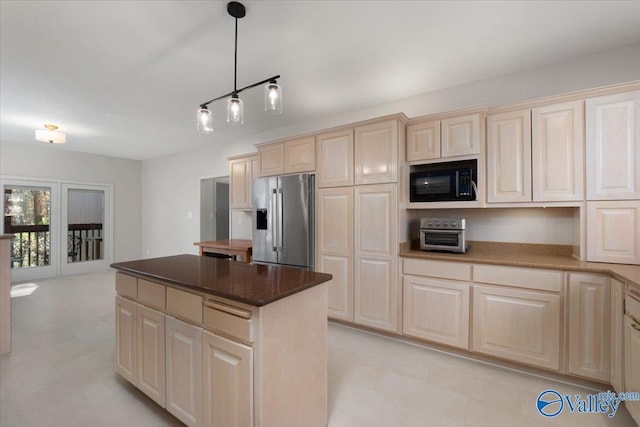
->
[276,188,283,252]
[271,189,278,252]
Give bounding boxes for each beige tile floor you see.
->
[0,270,637,426]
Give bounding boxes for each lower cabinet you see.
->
[115,295,137,384]
[567,273,610,382]
[166,316,202,427]
[136,304,166,407]
[472,285,561,370]
[624,314,640,423]
[610,279,625,392]
[202,330,253,427]
[403,275,470,349]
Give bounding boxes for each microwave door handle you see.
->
[455,171,460,197]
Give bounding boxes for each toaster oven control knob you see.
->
[451,221,457,227]
[442,220,448,227]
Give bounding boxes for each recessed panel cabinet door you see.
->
[136,304,166,407]
[229,157,254,209]
[472,285,560,370]
[284,137,316,174]
[587,200,640,264]
[202,330,253,427]
[486,109,532,203]
[532,101,584,201]
[406,120,440,161]
[354,184,398,332]
[441,113,481,158]
[115,295,137,384]
[567,273,610,382]
[258,142,284,177]
[166,316,202,427]
[586,90,640,200]
[316,129,354,188]
[354,120,398,185]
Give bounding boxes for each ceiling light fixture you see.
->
[35,124,66,144]
[196,1,281,133]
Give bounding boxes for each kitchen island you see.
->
[111,254,332,427]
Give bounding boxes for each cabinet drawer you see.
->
[166,287,203,324]
[403,258,471,281]
[203,300,253,344]
[115,273,137,299]
[138,279,166,311]
[473,265,562,293]
[628,291,640,322]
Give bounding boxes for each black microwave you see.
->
[409,159,477,202]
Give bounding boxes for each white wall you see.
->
[141,43,640,257]
[0,141,141,262]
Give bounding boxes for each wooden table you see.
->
[194,239,252,262]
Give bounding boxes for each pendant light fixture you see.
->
[35,124,66,144]
[197,1,281,133]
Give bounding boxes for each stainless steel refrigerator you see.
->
[252,173,314,269]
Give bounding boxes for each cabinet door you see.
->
[624,315,640,424]
[587,201,640,264]
[406,120,440,161]
[202,330,253,427]
[317,187,354,321]
[472,285,560,370]
[229,157,254,209]
[441,113,481,158]
[486,109,532,203]
[284,137,315,173]
[403,275,470,349]
[568,273,610,381]
[136,304,166,407]
[532,101,584,201]
[354,120,398,185]
[316,129,354,187]
[610,279,624,392]
[354,184,398,332]
[115,295,137,384]
[586,90,640,200]
[258,142,284,177]
[166,316,202,427]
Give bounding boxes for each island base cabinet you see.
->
[202,330,253,427]
[166,316,203,427]
[115,295,137,384]
[136,304,166,408]
[472,285,560,370]
[624,315,640,424]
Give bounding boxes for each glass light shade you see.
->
[35,129,66,143]
[265,82,282,114]
[227,97,244,125]
[196,108,214,133]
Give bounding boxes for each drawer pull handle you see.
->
[632,323,640,332]
[204,300,251,319]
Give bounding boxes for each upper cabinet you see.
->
[229,154,257,209]
[487,101,584,203]
[257,136,316,177]
[586,90,640,200]
[407,113,480,162]
[316,129,354,188]
[355,119,401,185]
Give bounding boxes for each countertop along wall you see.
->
[0,141,142,262]
[141,42,640,258]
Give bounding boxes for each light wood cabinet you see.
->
[403,275,470,349]
[257,137,316,177]
[202,330,253,427]
[472,285,560,370]
[229,155,256,209]
[441,113,481,158]
[586,90,640,200]
[486,109,532,203]
[567,273,610,382]
[317,187,354,322]
[115,295,137,384]
[166,316,202,427]
[354,183,398,332]
[136,304,166,407]
[586,200,640,264]
[610,279,624,392]
[354,120,399,185]
[532,101,584,201]
[624,314,640,424]
[316,129,354,187]
[406,120,440,161]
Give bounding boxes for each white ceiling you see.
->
[1,1,640,161]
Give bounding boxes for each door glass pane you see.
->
[67,189,104,263]
[3,185,51,269]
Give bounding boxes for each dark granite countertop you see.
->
[111,254,332,307]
